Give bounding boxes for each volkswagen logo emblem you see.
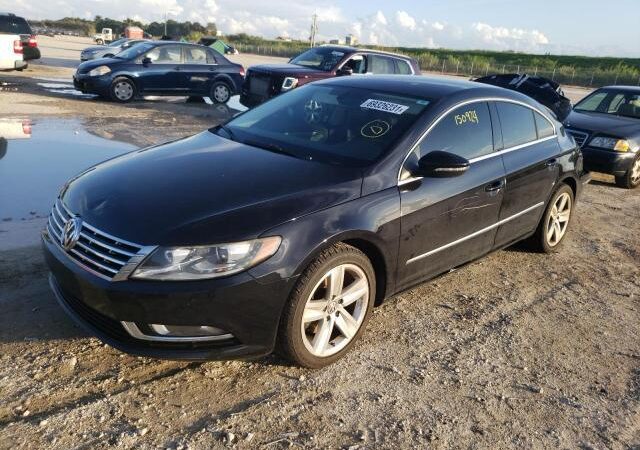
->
[61,216,83,251]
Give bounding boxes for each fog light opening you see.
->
[121,321,233,342]
[150,324,227,337]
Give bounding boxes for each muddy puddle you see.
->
[0,118,136,221]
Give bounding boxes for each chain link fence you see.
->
[233,43,640,89]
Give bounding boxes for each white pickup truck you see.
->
[0,33,26,71]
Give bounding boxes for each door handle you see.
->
[485,180,505,192]
[546,158,558,167]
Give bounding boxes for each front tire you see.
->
[278,243,375,368]
[210,81,231,104]
[110,77,136,103]
[529,184,574,253]
[615,154,640,189]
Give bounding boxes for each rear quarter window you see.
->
[534,112,555,139]
[496,102,538,148]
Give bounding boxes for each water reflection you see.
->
[0,118,136,220]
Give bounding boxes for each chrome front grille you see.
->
[47,199,149,281]
[566,129,589,148]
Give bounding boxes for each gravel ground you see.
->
[0,36,638,450]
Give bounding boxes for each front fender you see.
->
[249,187,401,299]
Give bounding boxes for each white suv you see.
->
[0,33,26,71]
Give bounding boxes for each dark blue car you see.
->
[73,41,245,104]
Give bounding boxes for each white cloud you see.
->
[472,22,549,51]
[395,10,416,31]
[374,11,387,26]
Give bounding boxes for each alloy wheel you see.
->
[114,81,134,101]
[546,192,572,247]
[631,157,640,185]
[300,263,369,358]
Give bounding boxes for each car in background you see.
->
[240,45,420,107]
[564,86,640,188]
[197,37,238,55]
[80,38,148,61]
[0,13,40,61]
[44,76,586,367]
[0,33,26,71]
[73,41,245,103]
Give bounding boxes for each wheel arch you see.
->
[212,74,238,93]
[292,230,393,307]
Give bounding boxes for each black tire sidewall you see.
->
[210,81,231,104]
[279,244,376,368]
[110,77,136,103]
[617,154,640,189]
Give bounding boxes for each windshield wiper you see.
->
[217,124,236,140]
[243,139,298,157]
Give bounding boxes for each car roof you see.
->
[319,44,415,61]
[598,85,640,93]
[314,75,510,101]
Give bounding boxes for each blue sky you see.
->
[4,0,639,57]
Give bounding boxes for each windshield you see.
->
[574,88,640,119]
[290,47,347,71]
[0,15,32,35]
[108,38,128,47]
[115,42,155,59]
[213,84,431,166]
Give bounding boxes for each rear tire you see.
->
[109,77,136,103]
[210,81,231,104]
[277,243,375,368]
[528,184,574,253]
[615,154,640,189]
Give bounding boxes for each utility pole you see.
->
[309,14,318,48]
[164,11,168,36]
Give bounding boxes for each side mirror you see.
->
[337,67,353,76]
[142,57,152,65]
[415,151,470,178]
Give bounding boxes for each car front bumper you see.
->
[582,146,636,177]
[73,73,111,95]
[43,230,296,361]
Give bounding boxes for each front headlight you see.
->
[131,236,282,281]
[281,77,298,91]
[589,136,631,152]
[88,65,111,77]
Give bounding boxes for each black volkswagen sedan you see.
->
[44,76,587,368]
[73,41,245,103]
[565,86,640,188]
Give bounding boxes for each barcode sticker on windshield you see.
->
[360,99,409,115]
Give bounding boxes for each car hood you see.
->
[77,57,121,73]
[82,46,112,53]
[61,131,363,246]
[249,63,329,77]
[565,110,640,138]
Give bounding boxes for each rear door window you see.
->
[184,47,208,64]
[496,102,538,148]
[416,102,494,160]
[395,59,413,74]
[0,16,32,35]
[369,55,396,74]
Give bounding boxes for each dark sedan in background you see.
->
[240,45,420,107]
[564,86,640,188]
[44,76,587,368]
[80,38,148,61]
[74,41,245,103]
